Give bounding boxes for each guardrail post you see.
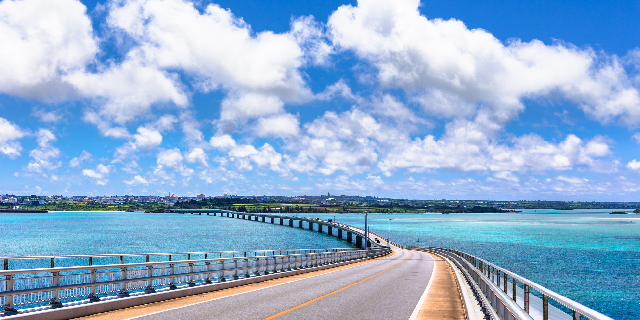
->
[219,261,226,282]
[145,266,156,293]
[117,267,129,297]
[188,263,196,286]
[512,277,517,301]
[88,269,100,301]
[49,272,63,308]
[3,259,7,270]
[524,284,530,313]
[169,264,177,289]
[233,259,239,280]
[204,262,212,283]
[2,274,17,315]
[503,272,507,293]
[543,294,549,320]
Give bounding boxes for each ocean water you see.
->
[304,210,640,320]
[1,210,638,319]
[0,211,349,268]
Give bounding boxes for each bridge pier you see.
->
[270,217,274,223]
[327,226,332,236]
[318,224,323,234]
[347,232,353,243]
[356,236,363,248]
[309,222,314,231]
[337,229,342,239]
[288,219,293,227]
[279,218,283,225]
[261,216,265,222]
[297,220,302,228]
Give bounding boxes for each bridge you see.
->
[0,210,613,320]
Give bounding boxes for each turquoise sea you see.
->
[1,210,638,319]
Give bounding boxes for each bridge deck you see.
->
[416,253,467,320]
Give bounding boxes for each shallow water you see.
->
[304,210,640,320]
[1,210,637,318]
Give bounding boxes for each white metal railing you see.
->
[1,248,389,315]
[422,248,613,320]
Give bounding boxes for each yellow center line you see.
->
[263,252,414,320]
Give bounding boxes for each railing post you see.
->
[117,267,129,297]
[503,272,507,293]
[188,263,195,286]
[205,262,212,283]
[233,259,239,280]
[219,260,226,282]
[145,266,155,293]
[169,264,177,289]
[2,274,17,314]
[524,284,530,313]
[573,310,581,320]
[88,269,100,301]
[512,277,517,301]
[49,272,63,308]
[543,294,549,320]
[3,259,7,270]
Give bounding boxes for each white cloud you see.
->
[82,164,111,185]
[133,127,163,152]
[328,0,640,125]
[220,93,285,121]
[185,148,208,167]
[69,150,92,168]
[556,175,588,184]
[255,114,300,138]
[0,117,26,159]
[0,0,97,100]
[32,108,63,123]
[124,175,149,185]
[107,0,311,99]
[157,148,193,177]
[24,129,61,174]
[69,60,188,124]
[632,133,640,144]
[210,134,237,150]
[627,160,640,170]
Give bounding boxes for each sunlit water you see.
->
[304,210,640,320]
[1,210,638,318]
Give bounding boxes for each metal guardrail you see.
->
[0,248,389,315]
[422,248,613,320]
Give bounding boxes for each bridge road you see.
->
[133,250,435,320]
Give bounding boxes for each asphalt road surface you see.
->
[134,250,435,320]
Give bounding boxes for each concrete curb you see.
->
[4,255,386,320]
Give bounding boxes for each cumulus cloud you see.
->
[156,148,193,176]
[69,150,92,167]
[0,117,26,159]
[124,175,149,185]
[328,0,640,125]
[82,164,111,185]
[627,160,640,170]
[24,129,61,174]
[185,147,208,167]
[255,114,300,138]
[0,0,97,100]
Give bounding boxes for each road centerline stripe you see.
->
[263,251,414,320]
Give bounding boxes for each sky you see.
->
[1,0,640,200]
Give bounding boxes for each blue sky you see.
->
[1,0,640,200]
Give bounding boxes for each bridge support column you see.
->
[297,220,302,228]
[356,236,363,248]
[327,226,332,236]
[338,229,343,239]
[270,217,275,223]
[288,219,293,227]
[347,232,353,243]
[309,222,314,231]
[318,224,323,234]
[280,218,283,225]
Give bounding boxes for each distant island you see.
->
[3,194,639,214]
[610,209,640,214]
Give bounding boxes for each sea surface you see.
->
[1,210,638,319]
[304,210,640,320]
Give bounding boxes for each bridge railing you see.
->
[421,248,613,320]
[0,247,389,314]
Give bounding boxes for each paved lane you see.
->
[134,250,435,320]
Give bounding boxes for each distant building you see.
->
[197,194,205,200]
[31,200,45,206]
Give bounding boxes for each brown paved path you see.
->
[417,252,467,320]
